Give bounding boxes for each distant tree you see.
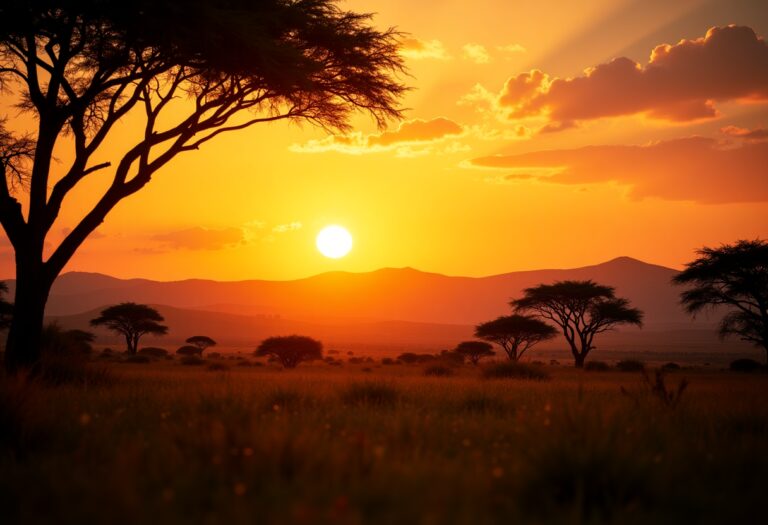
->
[397,352,436,364]
[474,315,557,362]
[512,281,643,368]
[673,240,768,364]
[0,0,407,373]
[176,345,202,357]
[454,341,495,365]
[439,349,466,365]
[90,303,168,354]
[186,335,216,354]
[0,281,12,330]
[255,335,323,369]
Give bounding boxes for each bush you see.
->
[481,362,549,381]
[123,355,150,364]
[729,358,763,373]
[585,361,611,372]
[348,357,365,364]
[341,382,399,408]
[176,345,202,356]
[138,347,168,358]
[661,362,681,371]
[180,356,205,366]
[616,360,645,372]
[207,362,230,372]
[397,352,435,364]
[423,365,454,377]
[381,357,396,365]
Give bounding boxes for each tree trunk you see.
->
[574,353,585,368]
[4,255,53,373]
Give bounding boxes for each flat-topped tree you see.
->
[255,335,323,369]
[454,341,495,365]
[474,315,556,362]
[0,0,407,372]
[512,281,643,368]
[673,239,768,364]
[90,303,168,355]
[186,335,216,355]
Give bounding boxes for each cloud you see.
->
[272,222,302,233]
[462,43,491,64]
[400,38,450,60]
[470,136,768,204]
[721,125,768,143]
[150,227,246,251]
[487,26,768,128]
[291,117,465,155]
[497,43,527,56]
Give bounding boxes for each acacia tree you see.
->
[454,341,495,365]
[673,240,768,364]
[186,335,216,354]
[90,302,168,354]
[474,314,556,362]
[0,0,406,372]
[512,281,643,368]
[255,335,322,368]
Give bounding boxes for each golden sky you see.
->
[3,0,768,280]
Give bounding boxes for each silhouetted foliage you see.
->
[90,303,168,354]
[661,362,681,371]
[512,281,643,368]
[0,0,407,372]
[454,341,495,365]
[475,315,557,362]
[179,355,205,366]
[255,335,323,369]
[440,349,466,365]
[137,347,169,358]
[616,360,645,372]
[481,362,550,381]
[423,365,454,377]
[673,240,768,364]
[185,335,216,354]
[729,358,763,373]
[397,352,436,364]
[0,282,12,330]
[584,361,611,372]
[38,323,109,386]
[176,345,202,357]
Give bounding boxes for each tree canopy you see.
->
[0,0,407,371]
[511,281,643,367]
[186,335,217,352]
[90,302,168,354]
[474,314,556,362]
[454,341,495,365]
[255,334,322,368]
[673,239,768,363]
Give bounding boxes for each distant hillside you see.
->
[7,257,707,328]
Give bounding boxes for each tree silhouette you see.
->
[474,315,557,362]
[0,281,12,330]
[255,335,322,369]
[454,341,495,365]
[0,0,406,372]
[673,240,768,364]
[185,335,216,355]
[512,281,643,368]
[90,303,168,354]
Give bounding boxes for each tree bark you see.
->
[574,353,585,368]
[4,250,53,373]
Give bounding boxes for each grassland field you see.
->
[1,357,767,525]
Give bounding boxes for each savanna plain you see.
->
[2,356,766,525]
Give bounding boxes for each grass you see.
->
[481,361,550,380]
[0,361,766,524]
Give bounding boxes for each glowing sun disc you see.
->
[316,225,353,259]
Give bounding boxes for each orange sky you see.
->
[2,0,768,281]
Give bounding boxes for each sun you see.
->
[316,225,353,259]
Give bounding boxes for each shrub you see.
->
[585,361,611,372]
[423,365,454,377]
[616,360,645,372]
[381,357,396,365]
[397,352,435,364]
[138,347,168,358]
[176,345,202,356]
[348,357,365,364]
[729,358,763,373]
[481,362,549,381]
[37,323,112,387]
[180,356,205,366]
[207,362,230,372]
[341,382,399,408]
[661,362,681,371]
[123,355,151,364]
